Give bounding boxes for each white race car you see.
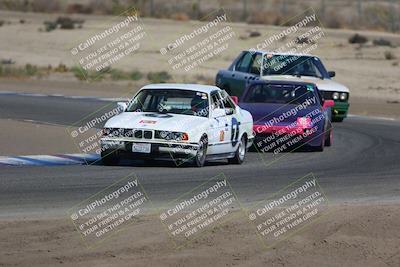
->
[100,84,254,167]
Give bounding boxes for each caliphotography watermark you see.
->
[67,100,127,162]
[160,8,235,72]
[68,174,151,248]
[159,173,241,249]
[247,173,328,250]
[69,7,147,81]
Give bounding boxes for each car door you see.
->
[220,90,242,153]
[208,91,230,155]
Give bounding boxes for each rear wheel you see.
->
[312,136,325,152]
[325,130,333,147]
[101,150,119,166]
[228,135,247,164]
[333,117,344,122]
[193,136,208,167]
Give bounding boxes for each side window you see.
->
[249,53,262,75]
[211,92,223,110]
[235,52,252,73]
[220,91,236,110]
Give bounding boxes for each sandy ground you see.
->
[0,119,78,156]
[0,204,399,267]
[0,10,399,101]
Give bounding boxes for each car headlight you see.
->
[102,128,111,136]
[157,131,189,141]
[340,92,347,100]
[332,92,339,100]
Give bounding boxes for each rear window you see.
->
[243,83,319,105]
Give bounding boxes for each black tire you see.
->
[312,136,325,152]
[193,136,208,167]
[325,130,333,147]
[332,117,344,122]
[101,150,119,166]
[228,135,247,164]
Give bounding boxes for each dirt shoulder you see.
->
[0,204,398,267]
[0,119,78,156]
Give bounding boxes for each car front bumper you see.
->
[101,138,199,159]
[332,101,349,120]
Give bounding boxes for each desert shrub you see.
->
[0,64,39,77]
[147,71,171,83]
[348,33,368,44]
[109,69,128,80]
[71,66,88,80]
[384,51,396,60]
[43,21,57,32]
[56,17,75,29]
[296,36,313,44]
[249,31,261,38]
[24,64,38,76]
[54,63,68,73]
[0,20,4,27]
[130,70,143,80]
[373,38,392,47]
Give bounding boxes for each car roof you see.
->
[141,83,220,94]
[245,50,317,58]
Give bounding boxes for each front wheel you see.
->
[101,150,120,166]
[228,135,247,164]
[193,136,208,167]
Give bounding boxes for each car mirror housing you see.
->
[212,108,226,118]
[328,71,336,78]
[231,96,239,105]
[117,101,128,112]
[323,100,335,109]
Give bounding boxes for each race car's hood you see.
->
[260,75,349,93]
[104,112,208,132]
[239,103,321,125]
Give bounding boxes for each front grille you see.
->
[144,130,152,139]
[134,130,143,138]
[106,128,153,139]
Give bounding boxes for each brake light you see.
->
[297,117,312,128]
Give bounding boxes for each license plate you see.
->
[132,143,151,153]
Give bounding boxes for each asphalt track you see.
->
[0,94,399,217]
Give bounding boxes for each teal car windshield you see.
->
[262,55,324,79]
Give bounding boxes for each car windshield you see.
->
[126,89,209,117]
[262,54,323,78]
[243,83,318,105]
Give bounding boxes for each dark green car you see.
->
[215,50,350,122]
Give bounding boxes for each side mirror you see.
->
[323,100,335,109]
[117,102,128,112]
[212,108,226,118]
[328,71,336,78]
[231,96,239,105]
